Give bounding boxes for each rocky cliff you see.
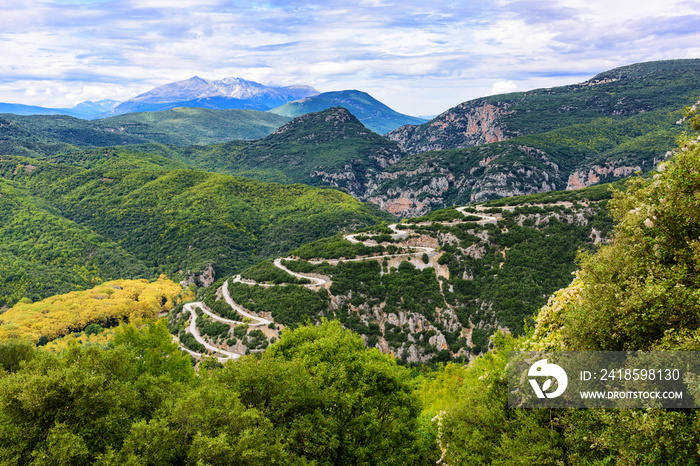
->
[387,100,515,154]
[364,144,563,217]
[368,60,700,214]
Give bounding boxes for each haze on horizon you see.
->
[1,0,699,117]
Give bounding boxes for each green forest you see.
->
[0,148,390,307]
[2,59,700,465]
[3,118,700,464]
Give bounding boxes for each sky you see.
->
[1,0,699,116]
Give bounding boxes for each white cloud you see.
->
[490,80,518,95]
[0,0,698,115]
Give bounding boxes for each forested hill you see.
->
[367,60,700,216]
[177,182,617,363]
[388,59,700,154]
[144,107,407,197]
[0,107,291,146]
[0,148,391,307]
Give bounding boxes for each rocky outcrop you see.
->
[566,163,641,190]
[180,264,216,288]
[364,145,562,217]
[386,100,515,154]
[309,166,364,197]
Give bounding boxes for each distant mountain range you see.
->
[0,77,425,134]
[0,100,119,119]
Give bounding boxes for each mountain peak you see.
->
[269,90,426,134]
[106,77,319,117]
[272,106,366,137]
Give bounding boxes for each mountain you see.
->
[0,108,290,147]
[153,107,407,197]
[269,90,426,134]
[0,100,120,119]
[0,148,391,308]
[388,59,700,154]
[69,99,121,119]
[367,59,700,215]
[106,76,319,116]
[0,102,79,117]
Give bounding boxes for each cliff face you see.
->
[565,163,641,190]
[364,144,563,217]
[386,100,515,155]
[367,60,700,216]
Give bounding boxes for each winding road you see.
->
[183,302,241,361]
[174,206,502,361]
[222,279,272,326]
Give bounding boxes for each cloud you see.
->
[0,0,698,114]
[490,80,518,95]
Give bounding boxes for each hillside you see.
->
[367,109,680,215]
[167,183,616,363]
[0,149,391,307]
[389,59,700,154]
[0,108,291,146]
[157,107,407,197]
[366,60,700,215]
[269,90,426,134]
[1,134,699,464]
[0,277,182,343]
[0,175,150,307]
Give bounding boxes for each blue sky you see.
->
[1,0,699,116]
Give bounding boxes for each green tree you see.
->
[218,320,431,465]
[110,381,299,465]
[0,338,35,374]
[565,136,700,350]
[113,319,195,383]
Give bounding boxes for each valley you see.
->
[2,58,700,464]
[169,190,614,363]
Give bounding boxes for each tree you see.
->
[218,320,430,465]
[113,319,195,383]
[564,135,700,350]
[0,338,35,373]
